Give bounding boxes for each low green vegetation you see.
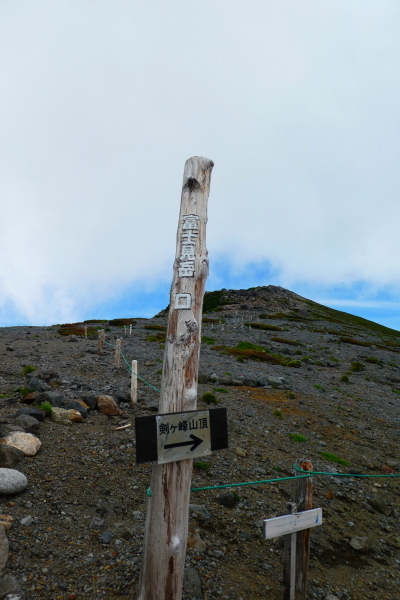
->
[273,409,283,419]
[289,434,308,442]
[58,323,100,336]
[21,365,36,376]
[287,360,301,368]
[16,387,32,398]
[350,361,365,372]
[365,356,383,366]
[320,452,350,467]
[156,369,162,375]
[202,336,216,345]
[108,318,136,327]
[194,461,212,471]
[287,392,296,399]
[392,388,400,395]
[0,394,11,399]
[38,401,52,415]
[144,324,167,331]
[146,332,166,343]
[244,322,282,331]
[340,374,349,383]
[213,388,228,393]
[313,384,325,391]
[271,336,301,346]
[201,392,218,404]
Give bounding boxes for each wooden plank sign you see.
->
[135,407,228,464]
[263,508,322,540]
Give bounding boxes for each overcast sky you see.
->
[1,1,400,329]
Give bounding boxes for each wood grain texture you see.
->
[138,156,214,600]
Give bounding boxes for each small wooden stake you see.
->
[84,326,87,339]
[131,360,138,404]
[97,330,104,355]
[283,459,313,599]
[115,339,121,368]
[129,324,132,335]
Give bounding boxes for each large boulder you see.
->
[97,395,121,416]
[15,407,46,422]
[0,469,28,495]
[50,407,72,425]
[0,446,24,469]
[36,391,65,407]
[2,433,41,457]
[14,415,40,435]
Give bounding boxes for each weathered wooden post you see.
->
[138,156,214,600]
[129,323,132,335]
[131,359,138,404]
[283,459,314,599]
[84,326,87,339]
[97,329,104,355]
[115,339,121,368]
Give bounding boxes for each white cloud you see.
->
[1,1,400,324]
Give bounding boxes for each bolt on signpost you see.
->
[137,157,214,600]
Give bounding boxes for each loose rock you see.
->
[0,469,28,495]
[97,395,121,416]
[2,432,41,456]
[0,446,24,469]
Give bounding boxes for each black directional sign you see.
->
[135,407,228,465]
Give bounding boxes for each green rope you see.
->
[146,465,400,497]
[293,464,400,478]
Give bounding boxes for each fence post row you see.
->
[97,329,105,355]
[138,156,214,600]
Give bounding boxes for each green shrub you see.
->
[313,384,325,391]
[350,361,365,372]
[0,394,11,399]
[109,318,136,327]
[21,365,36,376]
[392,388,400,395]
[320,452,350,466]
[202,336,216,345]
[289,434,307,442]
[146,332,166,342]
[213,388,228,393]
[287,360,301,368]
[340,374,349,383]
[156,369,162,375]
[287,392,296,399]
[16,387,33,398]
[194,461,211,471]
[144,324,166,331]
[201,392,218,404]
[273,409,283,419]
[365,356,383,366]
[38,401,52,415]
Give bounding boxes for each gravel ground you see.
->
[0,285,400,600]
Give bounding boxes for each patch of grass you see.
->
[202,336,216,345]
[313,384,325,391]
[350,361,365,372]
[320,452,350,466]
[58,323,99,337]
[340,374,349,383]
[16,387,33,398]
[244,322,282,331]
[365,356,383,366]
[144,324,167,331]
[194,461,212,471]
[213,342,287,366]
[38,401,52,415]
[224,372,232,376]
[273,409,283,419]
[289,433,308,442]
[287,360,301,368]
[271,336,301,346]
[108,318,136,327]
[0,394,11,399]
[329,356,339,362]
[21,365,36,376]
[287,392,296,399]
[272,466,282,472]
[315,361,324,366]
[201,392,218,404]
[392,388,400,395]
[213,388,229,393]
[146,332,166,342]
[156,369,162,375]
[203,290,226,313]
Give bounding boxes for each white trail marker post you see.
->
[138,156,214,600]
[131,359,138,405]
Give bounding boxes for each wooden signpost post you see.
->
[131,359,137,405]
[137,156,214,600]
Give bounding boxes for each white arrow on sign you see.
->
[263,508,322,540]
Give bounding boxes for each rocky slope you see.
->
[0,285,399,600]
